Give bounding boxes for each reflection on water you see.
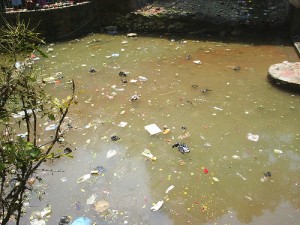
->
[21,34,300,225]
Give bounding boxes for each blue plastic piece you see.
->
[71,217,92,225]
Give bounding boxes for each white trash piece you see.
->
[236,172,247,181]
[247,133,259,142]
[127,33,137,37]
[150,200,164,211]
[107,150,117,158]
[144,124,162,135]
[130,79,138,83]
[86,194,97,205]
[193,60,202,64]
[213,106,223,111]
[45,124,57,131]
[118,122,128,127]
[77,174,91,183]
[141,149,157,161]
[111,53,120,57]
[138,76,148,81]
[165,185,175,193]
[274,149,283,154]
[13,109,34,118]
[232,155,241,160]
[17,132,28,138]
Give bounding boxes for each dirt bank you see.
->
[137,0,289,27]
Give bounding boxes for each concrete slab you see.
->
[268,61,300,87]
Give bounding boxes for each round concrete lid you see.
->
[268,61,300,85]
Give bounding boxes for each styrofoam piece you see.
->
[144,124,162,135]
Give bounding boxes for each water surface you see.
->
[22,34,300,225]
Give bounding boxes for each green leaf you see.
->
[28,147,41,158]
[0,163,5,172]
[48,114,55,121]
[64,154,74,158]
[34,47,48,58]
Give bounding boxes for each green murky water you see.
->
[21,34,300,225]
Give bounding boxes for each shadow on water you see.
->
[268,75,300,95]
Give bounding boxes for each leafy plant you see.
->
[0,15,75,225]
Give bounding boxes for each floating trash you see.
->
[59,215,71,225]
[130,94,141,101]
[144,124,162,135]
[30,205,52,225]
[127,33,137,37]
[165,185,175,193]
[15,61,24,69]
[111,135,120,141]
[274,149,283,154]
[193,60,202,64]
[232,155,241,160]
[111,53,120,57]
[94,166,105,174]
[162,128,171,134]
[213,106,223,111]
[12,109,34,118]
[236,172,247,181]
[247,133,259,142]
[45,124,57,131]
[77,174,91,183]
[202,89,212,93]
[64,147,72,154]
[138,76,148,81]
[94,200,109,213]
[71,217,92,225]
[119,71,128,77]
[86,194,97,205]
[212,177,220,182]
[178,131,190,140]
[260,171,272,182]
[244,195,253,201]
[89,68,96,73]
[17,132,28,138]
[141,149,157,161]
[172,143,190,154]
[150,200,164,211]
[118,122,128,127]
[107,150,117,159]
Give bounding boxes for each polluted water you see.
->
[13,33,300,225]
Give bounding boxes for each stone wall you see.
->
[289,0,300,8]
[0,0,299,41]
[289,4,300,35]
[0,2,96,41]
[95,0,150,12]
